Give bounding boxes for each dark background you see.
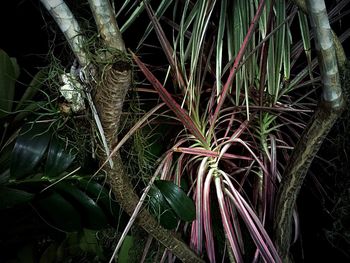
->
[1,1,349,262]
[1,1,49,78]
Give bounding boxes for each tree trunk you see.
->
[273,0,346,261]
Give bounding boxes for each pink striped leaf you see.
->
[131,51,208,147]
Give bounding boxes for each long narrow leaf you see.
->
[0,49,17,117]
[210,0,266,133]
[15,69,47,111]
[143,2,185,89]
[119,2,145,33]
[131,51,208,147]
[203,169,216,263]
[220,170,281,262]
[173,147,253,161]
[215,176,243,262]
[215,0,227,95]
[136,0,173,48]
[193,157,208,254]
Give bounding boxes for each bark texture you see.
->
[273,101,344,262]
[93,45,203,263]
[274,0,346,261]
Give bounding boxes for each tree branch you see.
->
[40,0,88,66]
[292,0,347,68]
[40,1,203,261]
[88,0,125,51]
[273,0,346,261]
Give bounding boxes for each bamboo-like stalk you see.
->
[273,0,346,261]
[292,0,347,67]
[40,0,88,66]
[88,0,129,143]
[87,0,125,51]
[308,1,342,104]
[39,0,113,167]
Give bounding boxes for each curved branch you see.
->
[108,153,204,263]
[40,0,88,66]
[273,0,346,261]
[308,1,342,104]
[40,1,203,261]
[87,1,203,262]
[292,0,347,68]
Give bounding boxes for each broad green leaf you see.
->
[118,235,134,263]
[154,180,195,222]
[148,185,178,230]
[77,179,127,228]
[10,123,51,179]
[0,49,17,118]
[55,182,108,230]
[35,191,82,232]
[10,57,20,79]
[45,136,76,178]
[77,179,110,203]
[16,69,47,111]
[0,186,34,209]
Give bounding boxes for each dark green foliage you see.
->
[0,186,34,209]
[10,123,51,179]
[118,235,134,263]
[54,182,109,230]
[154,180,196,222]
[147,180,196,230]
[35,191,82,232]
[77,179,127,229]
[0,49,18,118]
[38,229,107,263]
[0,48,131,262]
[148,185,178,230]
[45,136,76,178]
